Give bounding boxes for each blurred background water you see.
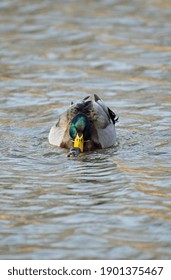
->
[0,0,171,259]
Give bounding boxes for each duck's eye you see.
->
[69,123,77,139]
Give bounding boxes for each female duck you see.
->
[48,94,118,156]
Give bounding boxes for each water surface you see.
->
[0,0,171,259]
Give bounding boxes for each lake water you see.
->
[0,0,171,260]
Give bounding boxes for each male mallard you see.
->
[48,94,118,156]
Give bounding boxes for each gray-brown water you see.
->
[0,0,171,259]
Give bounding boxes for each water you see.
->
[0,0,171,259]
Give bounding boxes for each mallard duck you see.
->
[48,94,118,156]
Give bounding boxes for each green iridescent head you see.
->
[69,113,91,152]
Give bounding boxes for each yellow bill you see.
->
[74,133,84,152]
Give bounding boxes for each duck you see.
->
[48,94,118,157]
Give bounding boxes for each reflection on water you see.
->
[0,0,171,259]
